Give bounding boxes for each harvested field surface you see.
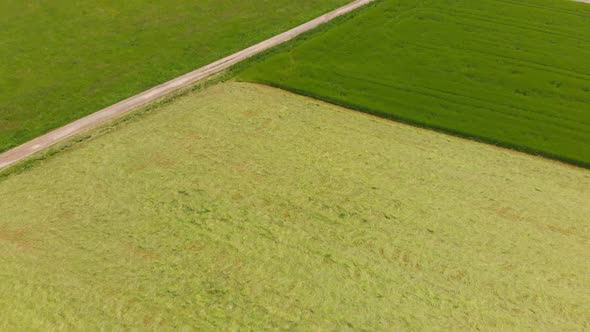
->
[0,0,348,153]
[239,0,590,167]
[1,83,589,329]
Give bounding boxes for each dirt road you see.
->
[0,0,373,170]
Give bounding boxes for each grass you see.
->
[1,82,589,329]
[238,0,590,168]
[0,0,349,153]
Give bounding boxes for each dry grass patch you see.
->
[0,82,589,329]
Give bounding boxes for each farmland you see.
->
[239,0,590,167]
[0,0,348,153]
[1,83,589,329]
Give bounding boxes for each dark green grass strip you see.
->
[238,0,590,168]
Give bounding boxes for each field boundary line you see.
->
[0,0,373,170]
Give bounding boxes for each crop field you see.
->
[1,83,589,330]
[239,0,590,167]
[0,0,349,153]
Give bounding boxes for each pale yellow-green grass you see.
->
[0,83,589,330]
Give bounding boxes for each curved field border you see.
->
[0,0,372,171]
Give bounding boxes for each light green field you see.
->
[1,83,589,330]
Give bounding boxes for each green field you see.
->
[239,0,590,167]
[1,83,589,329]
[0,0,348,153]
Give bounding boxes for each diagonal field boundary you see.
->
[0,0,373,170]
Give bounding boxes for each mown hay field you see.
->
[239,0,590,167]
[0,0,348,153]
[1,83,589,330]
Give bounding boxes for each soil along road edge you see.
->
[0,0,372,170]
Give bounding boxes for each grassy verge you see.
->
[0,0,349,153]
[1,82,589,329]
[238,0,590,167]
[0,70,228,180]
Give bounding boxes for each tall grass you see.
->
[1,83,589,329]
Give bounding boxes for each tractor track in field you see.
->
[0,0,373,170]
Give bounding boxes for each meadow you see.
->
[239,0,590,167]
[1,83,589,330]
[0,0,348,153]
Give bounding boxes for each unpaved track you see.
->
[0,0,372,170]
